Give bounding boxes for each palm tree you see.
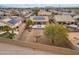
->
[44,24,68,47]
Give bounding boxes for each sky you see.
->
[0,4,79,8]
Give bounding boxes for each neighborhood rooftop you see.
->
[54,15,75,22]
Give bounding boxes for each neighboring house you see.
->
[38,10,52,16]
[22,10,30,16]
[49,10,58,14]
[58,11,75,15]
[0,16,22,35]
[30,16,49,28]
[73,15,79,22]
[30,16,49,25]
[54,15,76,24]
[0,16,22,28]
[72,9,79,14]
[0,12,4,16]
[73,15,79,25]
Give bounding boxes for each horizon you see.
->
[0,4,79,8]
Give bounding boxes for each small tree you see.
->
[44,24,68,47]
[3,26,11,33]
[25,19,33,31]
[10,27,16,39]
[33,8,40,16]
[26,19,33,26]
[3,25,16,39]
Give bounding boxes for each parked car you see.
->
[66,24,79,32]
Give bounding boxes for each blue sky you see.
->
[0,4,79,8]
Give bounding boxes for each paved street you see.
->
[0,43,58,55]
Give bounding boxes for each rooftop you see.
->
[54,15,75,22]
[30,16,49,21]
[8,18,17,25]
[38,10,52,16]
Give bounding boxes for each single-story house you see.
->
[38,10,52,16]
[0,16,22,28]
[54,15,76,24]
[30,16,49,25]
[30,16,49,28]
[73,15,79,21]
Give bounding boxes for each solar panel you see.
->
[33,16,45,20]
[8,18,17,25]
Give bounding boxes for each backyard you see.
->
[19,29,51,45]
[19,29,71,49]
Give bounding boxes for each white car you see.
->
[66,24,79,32]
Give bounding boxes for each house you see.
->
[38,10,52,16]
[49,10,58,14]
[0,11,4,16]
[54,15,76,24]
[0,16,22,35]
[30,16,49,28]
[0,16,22,28]
[30,16,49,25]
[73,15,79,25]
[73,15,79,22]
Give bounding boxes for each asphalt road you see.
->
[0,43,59,55]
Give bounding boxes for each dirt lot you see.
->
[19,29,51,45]
[68,32,79,44]
[19,29,77,49]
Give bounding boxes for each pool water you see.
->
[32,24,46,28]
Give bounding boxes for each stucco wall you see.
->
[14,23,26,40]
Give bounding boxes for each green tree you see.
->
[44,24,68,47]
[33,8,40,16]
[26,19,33,26]
[25,19,33,32]
[3,26,16,39]
[9,27,16,39]
[3,26,11,33]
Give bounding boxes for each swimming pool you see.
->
[32,24,46,28]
